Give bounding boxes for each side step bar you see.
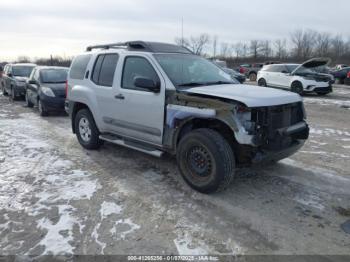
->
[99,134,164,158]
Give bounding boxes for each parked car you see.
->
[66,41,309,194]
[345,71,350,85]
[222,67,246,83]
[25,66,69,116]
[333,64,349,71]
[238,63,264,81]
[257,58,333,95]
[330,67,350,84]
[2,63,37,100]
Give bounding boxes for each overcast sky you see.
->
[0,0,349,61]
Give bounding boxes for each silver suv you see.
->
[66,41,309,193]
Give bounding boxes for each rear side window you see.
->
[91,54,119,87]
[122,56,160,91]
[70,55,91,80]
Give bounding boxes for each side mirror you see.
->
[8,73,13,77]
[134,77,160,93]
[28,80,37,85]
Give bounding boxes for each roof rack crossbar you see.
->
[86,42,128,52]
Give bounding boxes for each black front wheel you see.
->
[10,88,17,101]
[177,128,235,194]
[25,90,34,108]
[291,82,303,95]
[38,99,48,116]
[258,78,267,87]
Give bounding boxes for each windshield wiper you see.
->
[178,81,233,87]
[204,81,233,85]
[177,82,207,87]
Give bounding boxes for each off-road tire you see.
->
[291,81,303,95]
[249,72,257,82]
[25,90,34,108]
[75,108,103,150]
[258,78,267,87]
[176,128,235,194]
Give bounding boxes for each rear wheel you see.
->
[249,72,257,82]
[258,78,267,87]
[291,81,303,95]
[25,90,34,108]
[75,109,103,150]
[176,128,235,194]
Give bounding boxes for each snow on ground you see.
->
[0,116,101,255]
[303,97,350,108]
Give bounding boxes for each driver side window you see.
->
[121,56,160,91]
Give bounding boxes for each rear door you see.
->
[266,65,279,86]
[274,65,291,87]
[89,53,121,133]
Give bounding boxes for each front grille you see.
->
[53,89,66,98]
[252,102,305,150]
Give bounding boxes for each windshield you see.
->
[286,65,315,74]
[154,54,234,87]
[40,69,68,83]
[12,66,35,77]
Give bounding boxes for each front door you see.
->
[111,55,165,145]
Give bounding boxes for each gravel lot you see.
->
[0,84,350,257]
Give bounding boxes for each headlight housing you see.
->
[41,86,55,97]
[15,81,25,87]
[302,76,315,81]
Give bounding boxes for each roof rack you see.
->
[86,41,193,54]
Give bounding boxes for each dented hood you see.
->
[182,84,302,107]
[292,58,331,75]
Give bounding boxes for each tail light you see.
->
[347,72,350,78]
[65,80,68,98]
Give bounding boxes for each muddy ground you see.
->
[0,84,350,257]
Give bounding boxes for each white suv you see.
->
[257,58,333,95]
[66,41,309,193]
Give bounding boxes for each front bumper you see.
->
[252,139,306,164]
[13,85,26,96]
[40,94,65,111]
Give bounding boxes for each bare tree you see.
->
[250,40,261,59]
[220,42,233,57]
[175,34,210,55]
[331,35,346,59]
[16,56,31,63]
[274,39,287,59]
[212,35,218,58]
[261,40,272,58]
[314,32,331,57]
[290,29,317,60]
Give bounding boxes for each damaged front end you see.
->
[234,102,309,164]
[165,91,309,166]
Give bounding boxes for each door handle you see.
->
[115,94,125,100]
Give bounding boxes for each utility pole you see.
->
[50,54,53,66]
[181,17,184,47]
